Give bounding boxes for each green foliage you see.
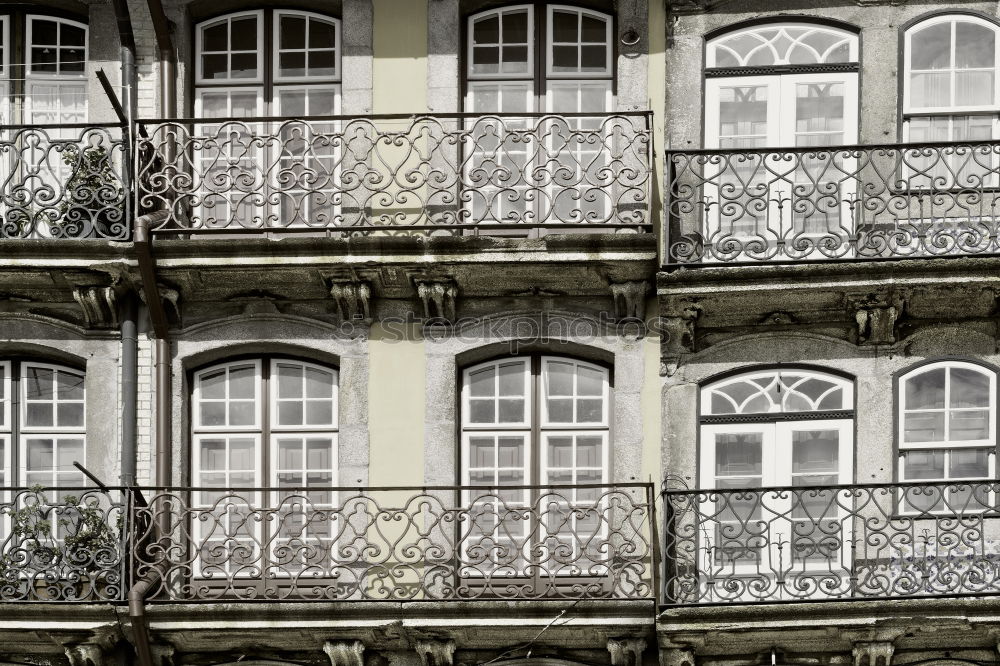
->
[57,142,125,236]
[0,485,120,577]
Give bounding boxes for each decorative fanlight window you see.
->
[702,369,852,416]
[707,23,858,68]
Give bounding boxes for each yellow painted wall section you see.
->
[368,324,425,486]
[372,0,428,114]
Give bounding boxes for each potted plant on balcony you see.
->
[55,142,126,238]
[0,486,123,601]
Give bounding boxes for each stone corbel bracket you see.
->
[324,640,365,666]
[849,291,906,346]
[415,278,458,323]
[660,299,702,376]
[65,644,108,666]
[416,639,456,666]
[138,283,180,322]
[852,641,894,666]
[609,638,647,666]
[659,646,695,666]
[611,280,650,321]
[73,285,120,329]
[329,278,373,324]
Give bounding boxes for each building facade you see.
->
[1,1,1000,666]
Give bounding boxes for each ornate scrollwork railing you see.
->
[132,484,655,601]
[663,481,1000,604]
[0,486,128,601]
[664,141,1000,264]
[135,113,652,234]
[0,124,127,239]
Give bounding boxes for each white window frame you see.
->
[897,361,997,492]
[544,5,613,80]
[466,5,535,82]
[706,22,859,68]
[192,359,263,434]
[195,10,265,85]
[272,10,342,84]
[903,14,1000,117]
[25,16,88,80]
[17,361,87,488]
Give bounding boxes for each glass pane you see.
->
[796,82,844,137]
[498,363,523,396]
[307,439,333,469]
[279,52,306,78]
[911,22,952,70]
[470,399,495,423]
[904,412,945,443]
[202,21,228,51]
[305,401,333,425]
[497,398,524,423]
[577,436,602,467]
[719,86,768,146]
[577,398,602,423]
[229,366,255,399]
[469,438,493,468]
[548,437,573,467]
[715,433,762,477]
[305,367,334,398]
[200,440,226,471]
[950,448,990,478]
[469,366,494,398]
[547,398,573,423]
[230,439,255,469]
[951,410,989,440]
[309,19,337,49]
[280,16,306,50]
[229,401,255,426]
[502,12,528,43]
[32,20,58,45]
[546,362,573,396]
[581,45,607,72]
[278,439,303,470]
[552,45,577,71]
[909,71,951,108]
[26,439,53,471]
[472,46,499,74]
[906,368,946,409]
[473,16,499,44]
[26,367,53,400]
[308,51,336,77]
[57,403,84,427]
[792,430,839,474]
[231,17,258,51]
[552,11,578,43]
[581,15,606,43]
[577,366,603,396]
[956,70,994,106]
[26,404,53,427]
[951,368,990,407]
[230,53,258,79]
[497,438,523,468]
[903,450,945,479]
[56,371,84,400]
[57,440,83,468]
[956,22,994,68]
[278,401,303,426]
[277,364,303,399]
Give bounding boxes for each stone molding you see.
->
[849,292,906,345]
[611,281,649,321]
[852,641,894,666]
[609,638,646,666]
[416,639,456,666]
[416,279,458,323]
[73,285,119,329]
[660,300,701,376]
[324,640,366,666]
[329,279,373,323]
[659,646,696,666]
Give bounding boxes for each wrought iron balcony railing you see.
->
[132,484,656,601]
[0,486,128,601]
[664,140,1000,265]
[0,123,128,240]
[663,480,1000,604]
[135,113,652,235]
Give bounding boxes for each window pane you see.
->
[56,371,84,400]
[956,22,994,68]
[552,11,577,43]
[309,19,337,49]
[62,23,86,47]
[202,54,228,80]
[200,440,226,470]
[229,366,255,399]
[909,71,950,108]
[230,17,258,51]
[280,52,306,78]
[548,436,573,467]
[280,16,306,50]
[552,45,578,71]
[497,398,524,423]
[308,50,337,77]
[202,21,228,51]
[473,16,499,44]
[951,410,989,440]
[581,15,606,43]
[950,448,990,478]
[57,403,84,427]
[57,439,83,469]
[305,367,334,399]
[278,401,303,426]
[497,438,523,468]
[791,430,839,474]
[956,70,994,106]
[277,364,303,399]
[230,53,258,79]
[951,367,990,407]
[546,362,573,396]
[26,367,53,400]
[904,411,945,443]
[278,439,303,470]
[307,439,333,468]
[906,368,946,409]
[230,439,255,469]
[469,366,494,397]
[305,401,333,425]
[715,433,762,477]
[903,450,945,479]
[911,22,952,70]
[577,436,602,467]
[502,12,528,43]
[26,439,53,471]
[469,438,493,468]
[32,20,58,46]
[498,363,523,396]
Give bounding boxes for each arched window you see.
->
[904,15,1000,143]
[195,10,340,117]
[704,22,859,150]
[193,10,341,227]
[0,14,88,124]
[460,354,611,579]
[464,5,614,229]
[191,357,339,489]
[700,368,854,490]
[898,362,995,496]
[0,360,86,488]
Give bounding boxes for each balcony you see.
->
[663,480,1000,604]
[0,486,128,602]
[0,123,128,240]
[663,140,1000,265]
[131,483,655,602]
[135,113,653,237]
[0,483,654,603]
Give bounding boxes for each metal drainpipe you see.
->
[121,298,138,486]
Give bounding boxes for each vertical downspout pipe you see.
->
[120,297,138,486]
